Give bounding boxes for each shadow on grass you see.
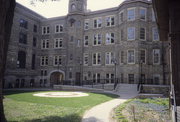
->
[9,114,81,122]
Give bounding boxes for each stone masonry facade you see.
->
[4,0,170,88]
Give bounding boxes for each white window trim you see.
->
[119,10,124,24]
[93,34,102,46]
[40,56,48,66]
[139,7,147,21]
[105,15,115,27]
[92,52,101,66]
[55,24,63,33]
[42,26,50,35]
[41,39,49,49]
[127,49,135,64]
[84,35,88,47]
[105,52,114,65]
[83,53,88,66]
[152,27,159,41]
[153,49,160,65]
[127,7,136,21]
[140,49,146,64]
[84,19,89,30]
[54,38,63,49]
[127,27,135,41]
[53,55,62,66]
[140,27,146,41]
[105,32,115,45]
[93,17,102,29]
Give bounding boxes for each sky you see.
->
[16,0,125,18]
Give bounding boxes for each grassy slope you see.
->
[114,98,170,122]
[4,91,118,122]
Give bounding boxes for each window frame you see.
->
[127,27,135,40]
[127,7,136,21]
[127,50,135,64]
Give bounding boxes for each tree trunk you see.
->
[0,0,16,122]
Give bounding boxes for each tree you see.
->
[0,0,59,121]
[0,0,16,121]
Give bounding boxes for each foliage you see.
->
[4,91,118,122]
[114,98,170,122]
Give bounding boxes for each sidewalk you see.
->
[82,93,138,122]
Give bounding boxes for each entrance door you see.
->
[50,72,64,86]
[75,72,81,86]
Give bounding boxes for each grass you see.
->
[3,90,118,122]
[114,98,170,122]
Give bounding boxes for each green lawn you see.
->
[114,98,170,122]
[4,90,118,122]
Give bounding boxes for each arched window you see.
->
[71,4,76,11]
[18,51,26,68]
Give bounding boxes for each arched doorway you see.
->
[50,72,64,86]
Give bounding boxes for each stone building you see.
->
[4,0,170,88]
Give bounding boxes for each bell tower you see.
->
[68,0,87,14]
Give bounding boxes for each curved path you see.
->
[82,92,138,122]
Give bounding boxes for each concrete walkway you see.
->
[82,93,138,122]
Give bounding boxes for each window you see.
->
[31,54,36,70]
[105,52,114,65]
[152,9,155,21]
[153,49,160,64]
[152,27,159,41]
[93,34,102,46]
[84,19,89,30]
[106,73,114,83]
[54,55,62,66]
[106,33,115,44]
[33,24,37,32]
[120,29,124,41]
[42,26,50,35]
[77,40,80,47]
[17,51,26,68]
[127,27,135,40]
[127,8,135,21]
[33,37,37,47]
[127,50,135,64]
[55,25,63,33]
[54,38,63,48]
[121,73,124,83]
[19,33,27,44]
[71,4,76,10]
[119,11,124,24]
[93,53,101,65]
[41,56,48,66]
[84,53,88,66]
[93,18,102,28]
[106,16,115,27]
[69,72,72,79]
[41,39,49,49]
[139,8,146,21]
[140,27,146,40]
[120,51,124,64]
[153,74,160,85]
[70,54,73,60]
[41,70,47,76]
[140,50,146,64]
[84,35,88,46]
[93,73,100,83]
[70,36,74,42]
[128,74,134,84]
[20,19,28,29]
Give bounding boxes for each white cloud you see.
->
[16,0,124,18]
